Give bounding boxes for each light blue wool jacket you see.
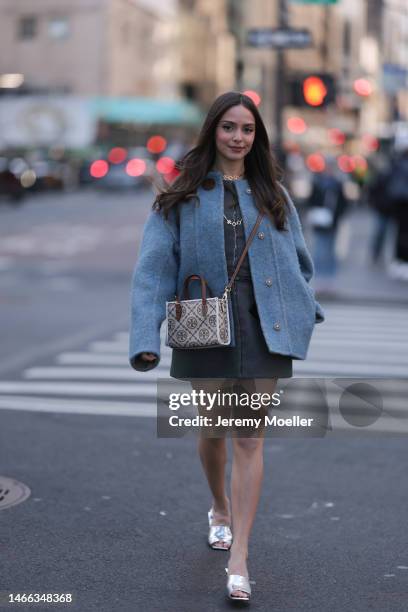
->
[129,170,325,371]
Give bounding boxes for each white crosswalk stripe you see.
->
[0,303,407,433]
[0,396,156,417]
[293,303,408,378]
[0,329,172,417]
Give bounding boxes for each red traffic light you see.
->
[243,90,261,107]
[303,76,328,107]
[306,153,326,173]
[287,116,307,134]
[147,135,167,154]
[108,147,127,164]
[353,78,373,97]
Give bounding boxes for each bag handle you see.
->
[181,274,214,300]
[175,274,212,320]
[222,212,264,299]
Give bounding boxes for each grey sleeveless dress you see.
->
[170,179,293,379]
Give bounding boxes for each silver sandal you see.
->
[207,507,232,550]
[225,567,251,602]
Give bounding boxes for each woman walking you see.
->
[305,157,347,294]
[129,91,324,603]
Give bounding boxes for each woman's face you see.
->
[215,104,256,164]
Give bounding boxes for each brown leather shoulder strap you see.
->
[225,212,264,293]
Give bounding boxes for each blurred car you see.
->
[95,161,150,190]
[0,168,25,203]
[30,160,64,191]
[83,146,153,190]
[0,157,25,203]
[0,155,66,199]
[78,159,95,186]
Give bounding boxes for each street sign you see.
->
[382,63,408,94]
[247,28,312,49]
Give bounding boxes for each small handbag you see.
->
[165,213,264,349]
[307,187,337,229]
[306,206,334,229]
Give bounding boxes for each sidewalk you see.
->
[304,206,408,305]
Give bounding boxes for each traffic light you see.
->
[303,76,327,106]
[353,78,373,97]
[287,73,336,108]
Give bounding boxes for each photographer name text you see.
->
[168,414,314,429]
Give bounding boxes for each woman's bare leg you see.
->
[228,377,278,597]
[191,378,233,547]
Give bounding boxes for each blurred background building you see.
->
[1,2,408,429]
[0,0,407,192]
[0,0,178,97]
[178,0,236,105]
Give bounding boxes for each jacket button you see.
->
[265,278,272,286]
[258,232,265,239]
[273,322,281,331]
[201,178,216,190]
[246,188,252,194]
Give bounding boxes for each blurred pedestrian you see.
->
[305,159,348,294]
[386,145,408,281]
[366,159,394,264]
[129,91,324,603]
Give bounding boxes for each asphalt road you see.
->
[0,187,149,375]
[0,188,407,612]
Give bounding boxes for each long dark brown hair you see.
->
[153,91,288,230]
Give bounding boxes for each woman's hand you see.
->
[140,352,157,362]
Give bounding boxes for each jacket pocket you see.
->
[298,276,318,324]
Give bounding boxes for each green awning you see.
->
[90,97,203,126]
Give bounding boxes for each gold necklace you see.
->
[222,172,245,181]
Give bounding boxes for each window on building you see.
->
[48,17,70,40]
[18,16,37,40]
[181,82,198,101]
